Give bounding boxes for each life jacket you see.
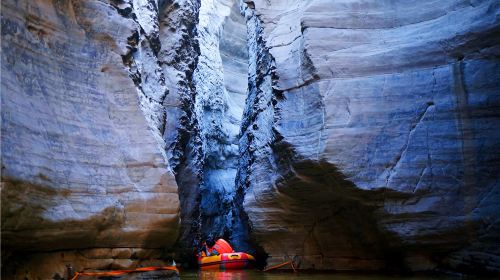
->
[207,238,234,255]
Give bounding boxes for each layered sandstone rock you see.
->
[2,0,499,276]
[238,0,500,273]
[0,0,192,278]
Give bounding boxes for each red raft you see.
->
[198,252,255,270]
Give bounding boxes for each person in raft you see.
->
[201,236,234,256]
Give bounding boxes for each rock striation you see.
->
[237,0,500,273]
[1,0,198,278]
[2,0,500,276]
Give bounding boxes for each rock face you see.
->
[2,0,500,276]
[192,0,247,240]
[238,0,500,273]
[1,0,198,278]
[158,0,202,257]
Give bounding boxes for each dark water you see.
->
[179,270,484,280]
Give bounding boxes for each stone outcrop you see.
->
[1,0,198,278]
[237,0,500,273]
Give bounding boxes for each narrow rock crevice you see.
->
[181,0,251,256]
[232,2,282,266]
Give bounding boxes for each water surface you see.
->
[179,270,475,280]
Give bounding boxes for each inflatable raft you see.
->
[198,252,255,270]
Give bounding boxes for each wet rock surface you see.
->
[237,0,500,273]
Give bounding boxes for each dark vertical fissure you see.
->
[167,0,252,260]
[195,0,249,242]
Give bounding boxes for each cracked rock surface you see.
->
[238,0,500,272]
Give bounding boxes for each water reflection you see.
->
[197,270,249,280]
[179,270,469,280]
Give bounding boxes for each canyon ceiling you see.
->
[1,0,499,278]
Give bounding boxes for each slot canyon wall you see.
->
[1,0,499,278]
[1,0,201,278]
[238,0,500,273]
[193,0,248,241]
